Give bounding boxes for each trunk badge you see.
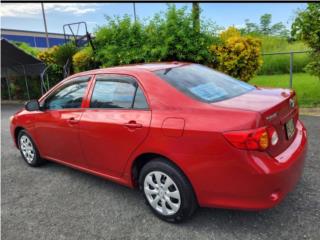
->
[266,112,278,121]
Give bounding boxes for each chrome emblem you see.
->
[266,112,278,121]
[289,98,295,108]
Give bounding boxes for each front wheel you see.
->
[139,158,197,222]
[18,130,44,167]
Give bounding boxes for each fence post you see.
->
[289,51,293,88]
[46,74,50,90]
[5,68,12,100]
[22,65,30,100]
[40,78,44,96]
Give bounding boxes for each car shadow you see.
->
[42,159,310,232]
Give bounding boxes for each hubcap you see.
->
[20,135,35,163]
[144,171,181,216]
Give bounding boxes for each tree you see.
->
[271,22,289,37]
[292,3,320,78]
[240,14,289,37]
[192,2,200,34]
[260,14,272,35]
[242,19,259,35]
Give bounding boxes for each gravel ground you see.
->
[1,103,320,240]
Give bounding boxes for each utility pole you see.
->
[41,3,50,48]
[133,2,137,22]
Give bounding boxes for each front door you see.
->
[79,74,151,176]
[35,76,92,166]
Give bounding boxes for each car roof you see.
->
[70,62,191,77]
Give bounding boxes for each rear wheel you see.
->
[18,130,44,167]
[139,158,197,222]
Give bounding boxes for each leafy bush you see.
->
[44,64,64,87]
[37,43,77,67]
[220,26,241,41]
[292,3,320,78]
[94,5,218,67]
[209,27,263,82]
[156,5,217,63]
[38,43,77,78]
[37,46,60,65]
[94,15,146,66]
[37,46,64,85]
[73,46,95,72]
[53,43,78,74]
[13,42,40,57]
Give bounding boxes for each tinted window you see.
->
[133,87,148,109]
[90,80,136,108]
[155,64,254,103]
[44,77,90,110]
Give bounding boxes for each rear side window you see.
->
[90,75,148,109]
[154,64,254,103]
[133,87,148,109]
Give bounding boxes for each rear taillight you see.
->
[223,126,278,151]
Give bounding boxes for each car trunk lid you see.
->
[213,87,298,157]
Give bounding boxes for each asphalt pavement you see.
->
[1,103,320,240]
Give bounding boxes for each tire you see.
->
[139,158,197,223]
[18,130,44,167]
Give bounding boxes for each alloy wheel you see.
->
[20,135,35,163]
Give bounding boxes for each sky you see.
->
[0,3,306,34]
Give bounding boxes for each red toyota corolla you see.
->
[10,63,307,222]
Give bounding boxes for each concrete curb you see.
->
[300,108,320,117]
[1,100,25,105]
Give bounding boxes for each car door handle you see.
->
[123,121,143,129]
[68,117,79,124]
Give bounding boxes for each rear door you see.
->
[79,74,151,176]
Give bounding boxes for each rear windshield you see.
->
[154,64,254,103]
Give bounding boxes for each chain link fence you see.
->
[260,50,311,88]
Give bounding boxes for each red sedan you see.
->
[10,63,307,222]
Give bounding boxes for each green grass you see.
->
[260,36,308,53]
[250,73,320,107]
[259,53,310,75]
[258,36,311,75]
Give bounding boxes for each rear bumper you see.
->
[197,120,307,210]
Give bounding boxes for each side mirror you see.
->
[25,100,40,111]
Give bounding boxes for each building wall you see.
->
[1,29,68,48]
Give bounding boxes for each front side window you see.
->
[44,76,90,110]
[154,64,255,103]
